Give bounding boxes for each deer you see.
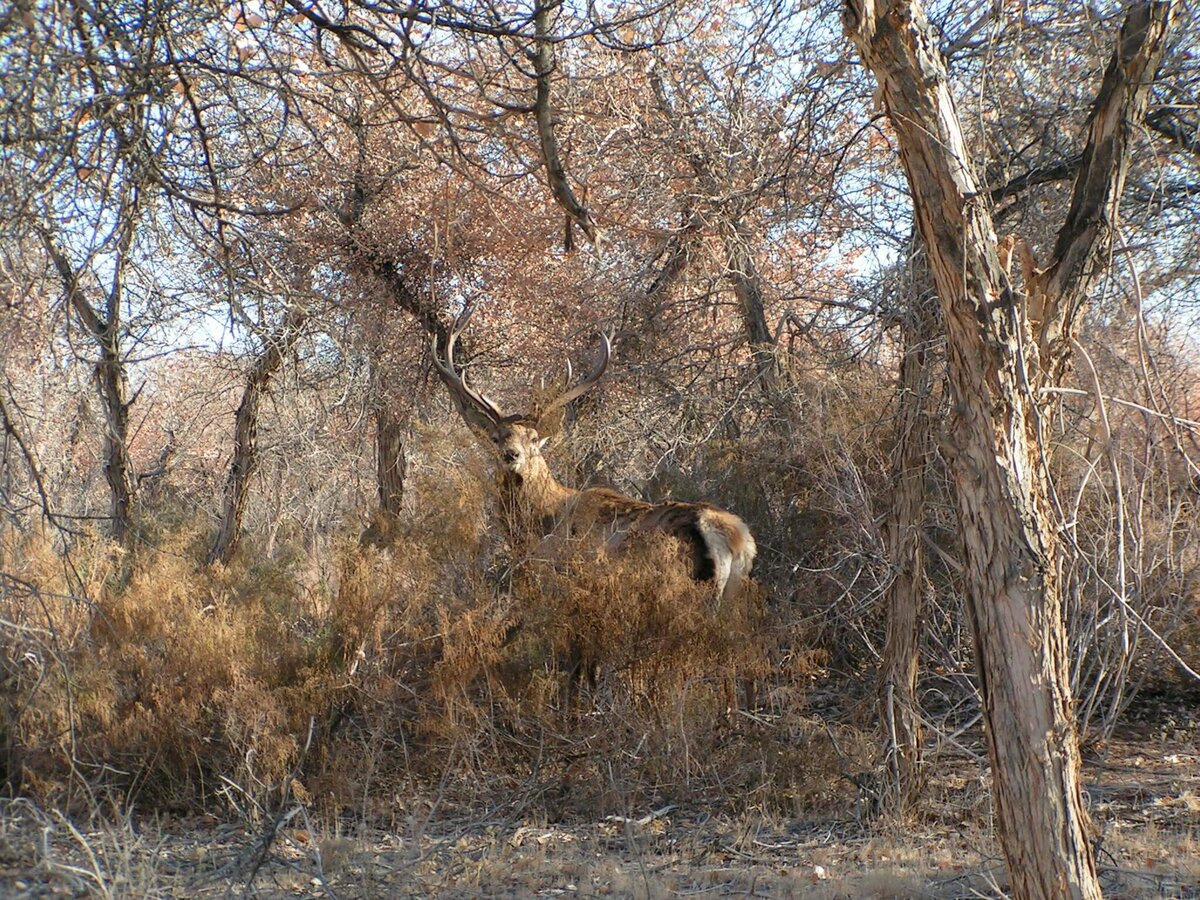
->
[432,312,758,710]
[430,311,759,710]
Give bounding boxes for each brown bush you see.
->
[1,441,861,822]
[0,528,348,813]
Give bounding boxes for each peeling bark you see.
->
[878,250,939,815]
[844,2,1172,896]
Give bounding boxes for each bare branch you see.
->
[533,0,597,245]
[1039,2,1173,374]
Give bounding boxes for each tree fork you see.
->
[845,2,1173,897]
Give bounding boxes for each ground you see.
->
[2,728,1197,899]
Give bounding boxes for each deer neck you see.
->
[500,456,576,526]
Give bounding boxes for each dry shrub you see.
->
[382,527,855,819]
[1,427,862,823]
[637,363,894,670]
[0,526,357,813]
[505,534,771,709]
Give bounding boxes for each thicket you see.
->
[1,343,1195,824]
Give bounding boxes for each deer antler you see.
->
[431,309,515,437]
[534,331,611,436]
[433,311,611,437]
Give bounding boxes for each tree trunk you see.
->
[359,368,410,549]
[946,319,1098,897]
[96,336,135,546]
[878,250,938,815]
[532,0,596,244]
[41,233,137,546]
[375,399,406,519]
[209,307,307,566]
[644,67,777,396]
[844,2,1171,896]
[724,225,779,398]
[642,208,700,328]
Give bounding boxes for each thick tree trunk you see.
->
[845,2,1171,896]
[946,323,1096,897]
[878,252,938,815]
[209,308,307,566]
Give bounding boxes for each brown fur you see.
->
[491,422,756,605]
[432,323,757,604]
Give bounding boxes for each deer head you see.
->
[430,310,611,482]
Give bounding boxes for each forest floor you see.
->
[2,725,1197,898]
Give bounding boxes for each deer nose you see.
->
[502,449,519,464]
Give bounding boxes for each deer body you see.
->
[432,317,756,606]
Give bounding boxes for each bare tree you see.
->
[868,0,1200,816]
[845,2,1173,896]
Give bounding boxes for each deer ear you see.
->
[536,436,550,452]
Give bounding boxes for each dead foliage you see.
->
[0,440,855,825]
